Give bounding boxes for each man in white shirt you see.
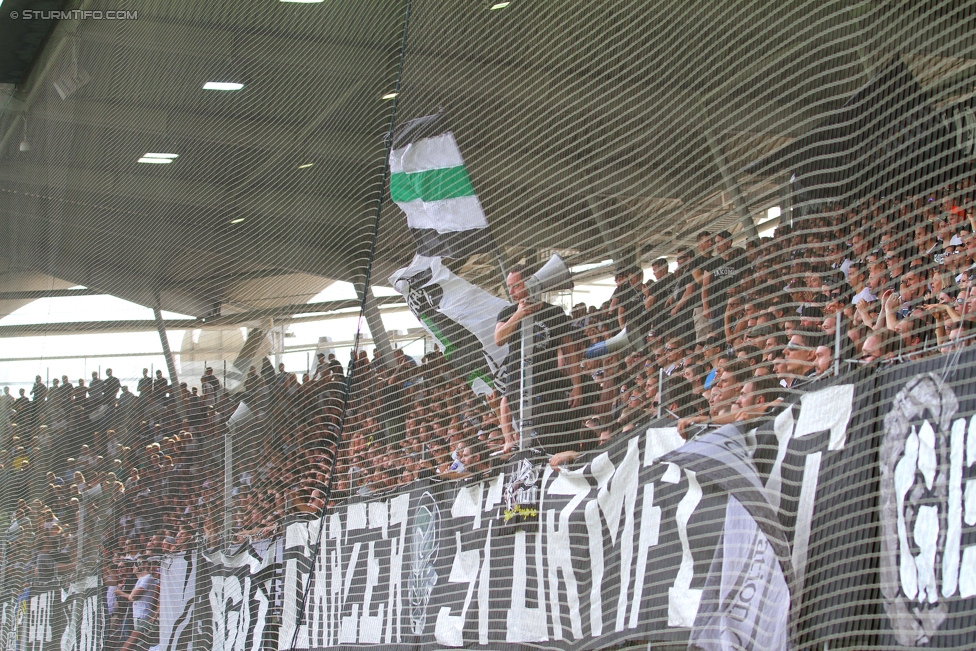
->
[116,560,158,649]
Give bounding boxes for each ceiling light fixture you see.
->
[298,163,314,169]
[138,152,178,164]
[490,2,510,9]
[381,92,398,100]
[203,81,244,91]
[229,218,246,224]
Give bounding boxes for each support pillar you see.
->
[703,129,759,241]
[355,283,395,373]
[153,303,186,421]
[780,174,793,228]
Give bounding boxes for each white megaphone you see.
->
[228,400,255,432]
[524,253,573,298]
[585,327,632,359]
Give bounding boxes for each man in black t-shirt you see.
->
[137,369,153,398]
[645,258,674,336]
[103,368,121,404]
[609,267,645,336]
[705,230,746,334]
[663,249,698,342]
[691,231,721,341]
[495,266,590,455]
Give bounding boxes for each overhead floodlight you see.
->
[298,163,314,169]
[138,152,178,164]
[229,218,246,224]
[203,82,244,91]
[490,2,510,9]
[381,92,398,100]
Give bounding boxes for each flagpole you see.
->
[493,252,508,284]
[289,0,414,646]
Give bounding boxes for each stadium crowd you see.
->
[1,181,976,645]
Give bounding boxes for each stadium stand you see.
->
[3,180,976,627]
[3,1,976,650]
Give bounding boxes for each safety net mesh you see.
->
[1,1,976,650]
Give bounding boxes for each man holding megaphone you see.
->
[494,259,593,455]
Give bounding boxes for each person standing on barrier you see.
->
[495,265,591,455]
[705,230,745,335]
[609,265,645,336]
[691,232,718,341]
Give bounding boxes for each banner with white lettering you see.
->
[269,425,790,650]
[0,593,26,651]
[192,541,281,651]
[159,552,197,651]
[160,540,282,651]
[59,577,103,651]
[151,346,976,651]
[873,353,976,649]
[26,588,63,651]
[750,371,881,648]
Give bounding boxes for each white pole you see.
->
[223,425,233,547]
[657,367,664,419]
[834,310,842,376]
[519,315,533,450]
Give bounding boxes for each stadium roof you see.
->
[0,1,974,323]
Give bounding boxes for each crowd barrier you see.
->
[6,347,976,650]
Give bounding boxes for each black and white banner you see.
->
[873,356,976,648]
[271,423,796,651]
[159,539,282,651]
[0,578,102,651]
[1,348,970,651]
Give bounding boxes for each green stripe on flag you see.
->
[420,315,455,358]
[467,370,493,389]
[390,166,476,203]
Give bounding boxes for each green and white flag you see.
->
[390,255,509,396]
[389,115,494,260]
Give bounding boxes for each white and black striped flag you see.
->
[667,425,794,650]
[390,255,509,396]
[389,114,494,260]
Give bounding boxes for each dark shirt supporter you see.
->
[666,263,698,339]
[610,279,644,333]
[647,272,675,334]
[708,249,746,318]
[498,302,571,392]
[496,302,595,452]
